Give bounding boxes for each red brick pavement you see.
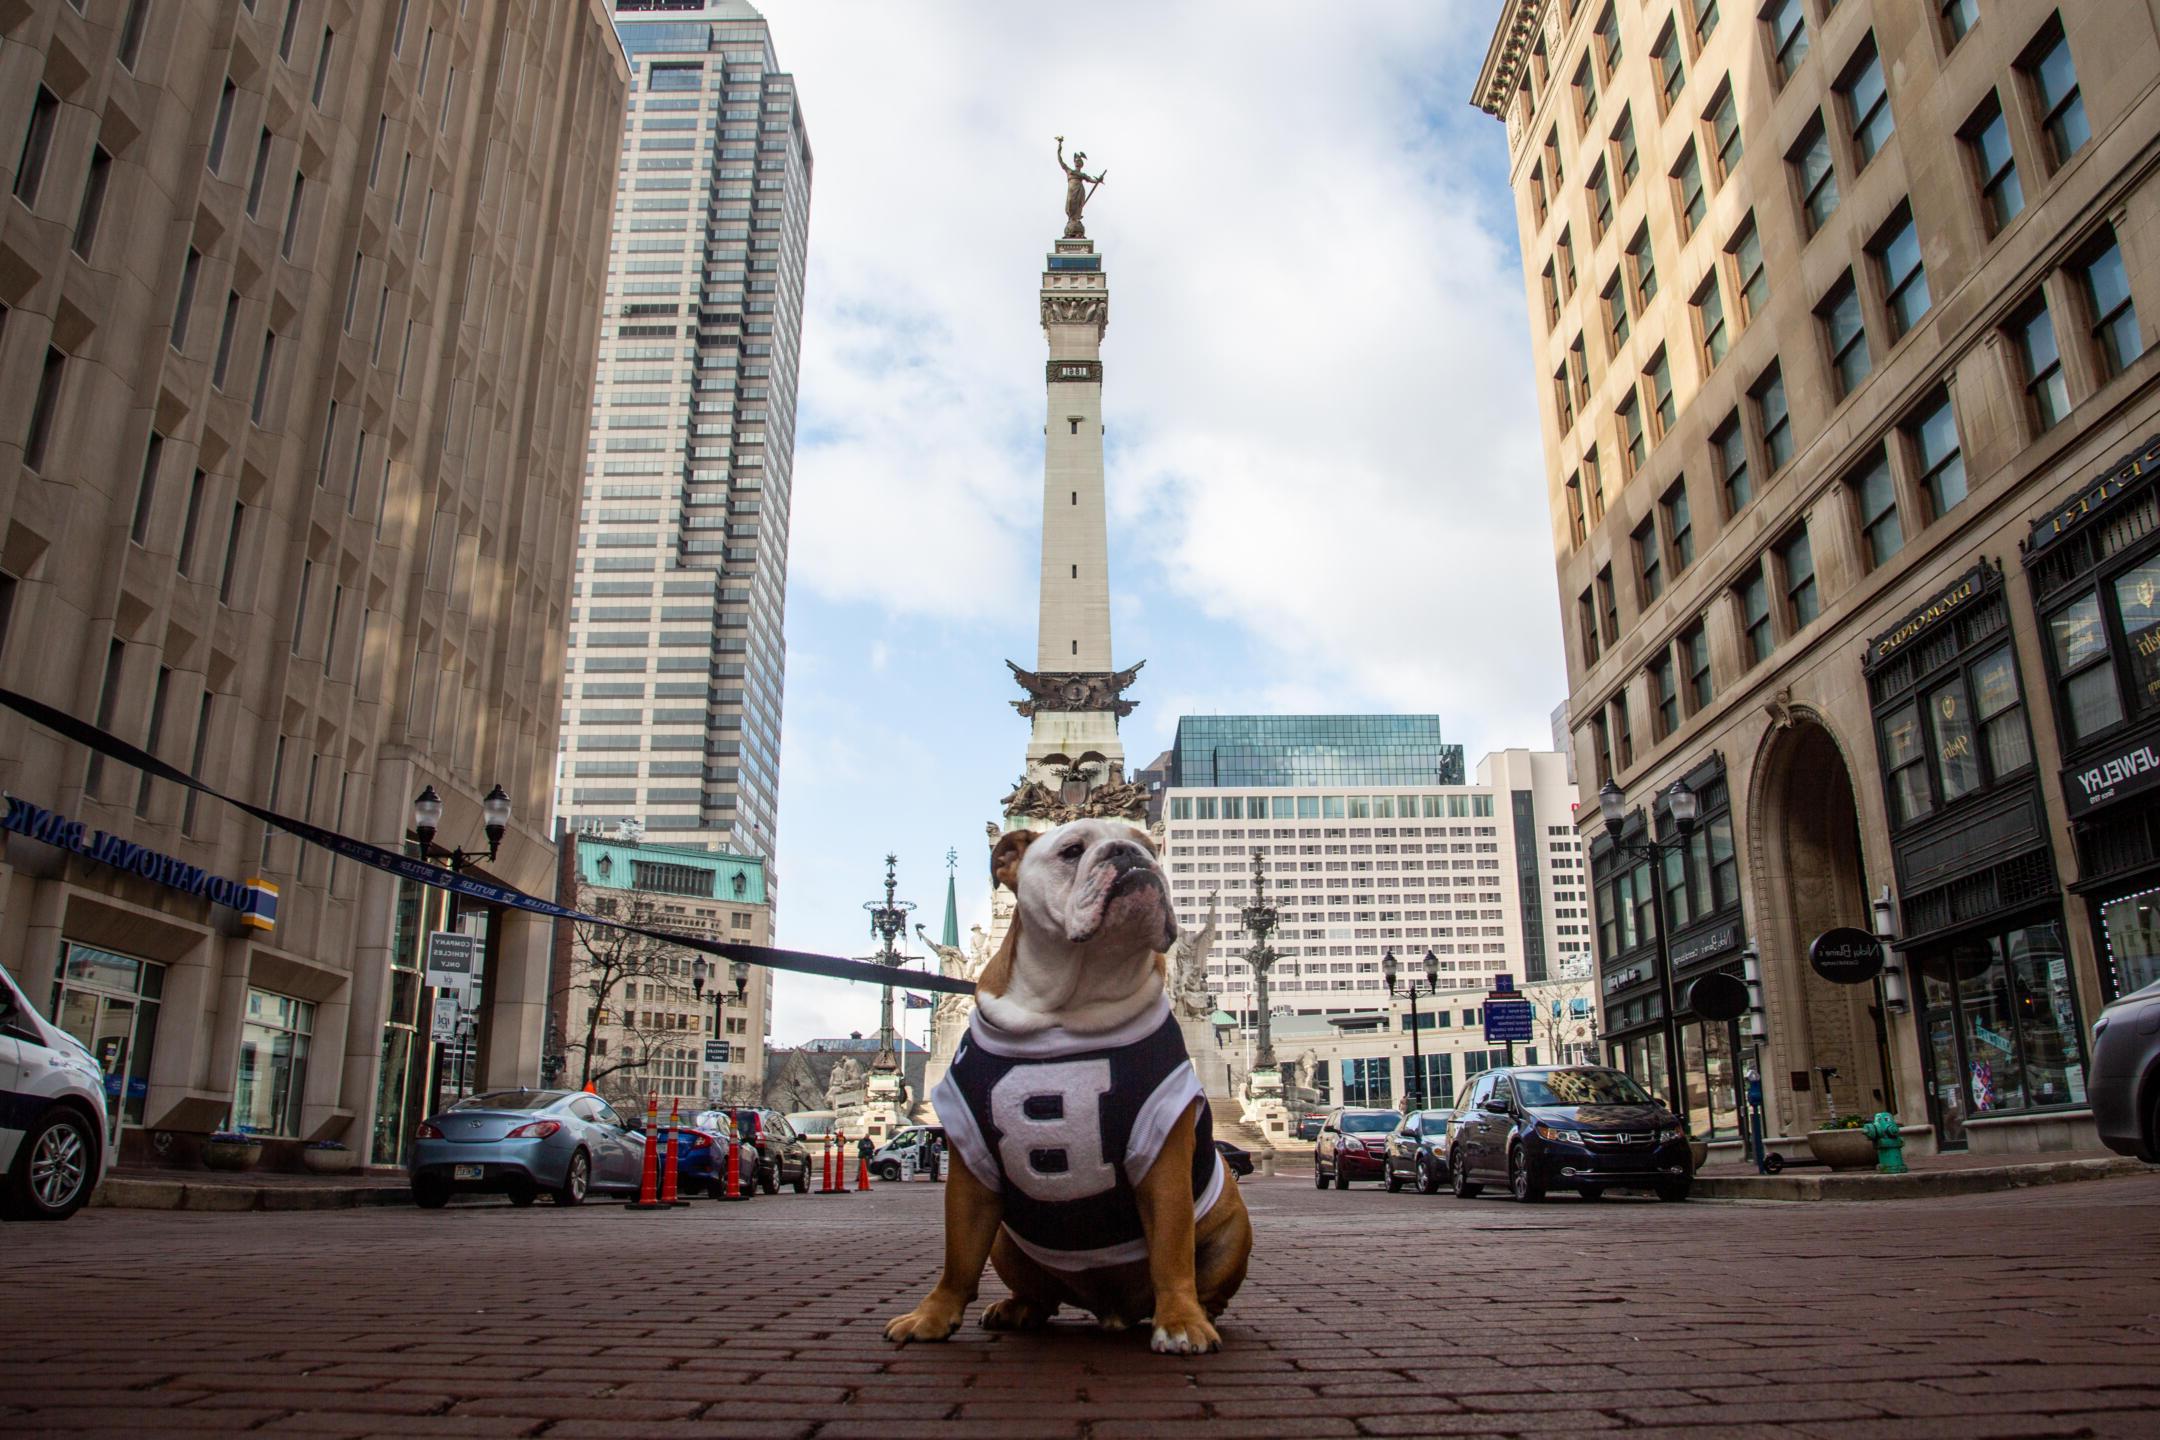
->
[4,1172,2159,1437]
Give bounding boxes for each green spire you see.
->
[940,847,960,949]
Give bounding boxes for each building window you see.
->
[1940,0,1976,48]
[1694,0,1721,49]
[1880,701,1931,824]
[1553,363,1575,433]
[1579,586,1602,665]
[313,28,337,107]
[13,86,59,207]
[1851,448,1903,569]
[233,989,315,1137]
[1612,109,1638,197]
[71,145,112,260]
[208,79,237,174]
[1778,526,1819,629]
[1739,564,1773,663]
[1595,3,1623,77]
[2021,16,2089,169]
[1707,84,1742,185]
[211,290,239,387]
[1663,481,1694,573]
[1586,447,1606,521]
[48,945,166,1140]
[1545,128,1565,188]
[1542,261,1560,328]
[1619,393,1645,476]
[1912,920,2088,1121]
[1530,162,1548,226]
[1694,273,1728,370]
[1652,653,1679,737]
[250,330,277,424]
[1556,227,1575,296]
[170,247,201,351]
[1567,474,1588,549]
[1591,711,1614,784]
[1714,411,1752,514]
[1728,215,1766,322]
[1819,271,1871,398]
[245,127,273,217]
[1603,274,1630,350]
[2045,588,2124,742]
[2074,228,2142,380]
[1962,93,2023,234]
[118,0,151,70]
[1791,114,1838,235]
[1839,38,1894,168]
[1589,162,1611,241]
[1636,518,1663,602]
[1765,0,1810,84]
[1646,348,1675,439]
[1683,622,1713,710]
[1613,696,1634,769]
[1574,56,1598,128]
[1906,389,1966,517]
[1673,142,1706,238]
[1655,22,1686,113]
[1570,336,1590,406]
[1597,565,1619,646]
[279,171,307,259]
[2009,295,2068,433]
[1872,207,1931,343]
[1627,227,1658,311]
[23,346,65,473]
[1751,364,1792,473]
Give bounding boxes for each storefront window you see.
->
[233,988,315,1137]
[1916,918,2085,1137]
[2098,887,2160,998]
[2048,592,2123,741]
[49,944,163,1141]
[2116,558,2160,714]
[1678,1018,1741,1138]
[1339,1056,1391,1108]
[1929,680,1982,803]
[2006,925,2086,1108]
[1875,637,2034,829]
[1881,702,1930,823]
[1972,646,2032,777]
[1955,938,2025,1113]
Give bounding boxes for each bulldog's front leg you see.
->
[885,1151,1003,1344]
[1134,1099,1220,1355]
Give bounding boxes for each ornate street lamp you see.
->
[1384,947,1445,1110]
[862,854,917,1074]
[1238,849,1280,1069]
[410,782,513,872]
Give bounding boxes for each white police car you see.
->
[1,964,109,1221]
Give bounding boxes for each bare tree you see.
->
[555,883,699,1094]
[1528,976,1601,1066]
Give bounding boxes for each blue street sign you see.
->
[1484,998,1535,1044]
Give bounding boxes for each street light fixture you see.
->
[410,782,512,871]
[1594,777,1700,1116]
[1870,885,1910,1013]
[1384,946,1445,1111]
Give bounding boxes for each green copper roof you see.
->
[576,835,766,905]
[939,871,959,950]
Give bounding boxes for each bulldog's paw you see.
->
[885,1297,966,1344]
[981,1296,1055,1331]
[1148,1305,1222,1355]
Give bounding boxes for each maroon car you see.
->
[1314,1106,1403,1189]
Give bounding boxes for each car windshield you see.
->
[1513,1070,1653,1107]
[1340,1112,1401,1133]
[451,1090,563,1111]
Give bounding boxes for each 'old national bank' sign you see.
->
[3,792,278,930]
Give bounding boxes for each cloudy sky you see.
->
[747,0,1562,1044]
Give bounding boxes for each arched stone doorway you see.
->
[1750,717,1893,1133]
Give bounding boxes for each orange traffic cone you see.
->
[856,1141,872,1190]
[815,1133,839,1195]
[625,1089,665,1211]
[719,1114,745,1202]
[660,1099,684,1206]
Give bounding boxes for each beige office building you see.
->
[0,0,625,1169]
[1476,0,2160,1154]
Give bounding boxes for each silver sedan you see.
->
[409,1089,647,1207]
[2093,979,2160,1162]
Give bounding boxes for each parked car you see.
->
[1313,1106,1403,1189]
[410,1089,645,1207]
[1213,1138,1255,1179]
[2092,977,2160,1161]
[0,963,108,1222]
[870,1124,946,1181]
[1383,1108,1457,1194]
[732,1107,811,1193]
[1294,1113,1325,1142]
[676,1111,758,1198]
[1448,1066,1692,1203]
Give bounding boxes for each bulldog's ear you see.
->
[1125,826,1158,856]
[990,827,1039,891]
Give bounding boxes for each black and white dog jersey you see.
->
[931,998,1224,1273]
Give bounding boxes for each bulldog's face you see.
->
[981,820,1176,1023]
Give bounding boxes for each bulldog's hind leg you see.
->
[1195,1182,1253,1320]
[983,1229,1068,1331]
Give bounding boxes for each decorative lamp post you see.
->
[1238,849,1280,1070]
[1384,947,1444,1111]
[409,782,513,1116]
[862,854,917,1074]
[1594,777,1698,1116]
[692,955,755,1104]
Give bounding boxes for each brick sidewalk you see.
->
[5,1171,2159,1437]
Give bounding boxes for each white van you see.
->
[870,1124,946,1181]
[1,964,110,1221]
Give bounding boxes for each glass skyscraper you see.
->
[1167,715,1466,790]
[557,1,811,869]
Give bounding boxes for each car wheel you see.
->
[878,1161,902,1182]
[1451,1153,1482,1199]
[553,1148,591,1206]
[760,1164,779,1195]
[506,1180,538,1207]
[2144,1084,2160,1165]
[411,1174,451,1209]
[1509,1144,1545,1203]
[0,1106,98,1222]
[1417,1155,1444,1195]
[1384,1163,1404,1193]
[1577,1184,1604,1201]
[792,1161,810,1194]
[1313,1164,1328,1190]
[1656,1179,1692,1203]
[1332,1164,1350,1190]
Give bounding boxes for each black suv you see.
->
[731,1108,811,1193]
[1382,1108,1457,1193]
[1448,1066,1691,1202]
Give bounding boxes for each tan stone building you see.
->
[0,0,626,1169]
[547,829,770,1118]
[1475,0,2160,1155]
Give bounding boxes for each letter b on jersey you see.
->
[989,1059,1115,1202]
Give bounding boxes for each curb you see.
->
[90,1176,415,1212]
[1694,1155,2156,1202]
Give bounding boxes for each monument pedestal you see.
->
[859,1069,909,1144]
[1241,1067,1294,1144]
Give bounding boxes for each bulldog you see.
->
[884,819,1252,1355]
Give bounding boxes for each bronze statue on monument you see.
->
[1056,135,1106,238]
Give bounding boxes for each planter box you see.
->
[1807,1128,1877,1171]
[301,1148,357,1175]
[201,1139,263,1173]
[1688,1140,1710,1172]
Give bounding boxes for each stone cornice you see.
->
[1471,0,1547,119]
